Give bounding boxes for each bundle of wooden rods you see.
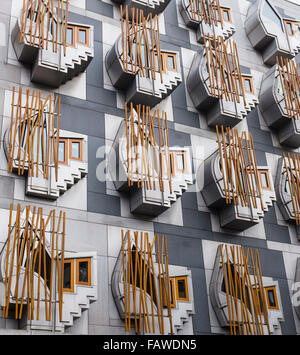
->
[219,244,270,335]
[120,5,163,82]
[125,102,172,193]
[203,35,246,105]
[188,0,223,28]
[282,152,300,224]
[216,125,264,210]
[2,203,66,322]
[8,87,60,181]
[276,56,300,120]
[20,0,69,56]
[121,230,173,334]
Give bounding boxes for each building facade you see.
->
[0,0,299,335]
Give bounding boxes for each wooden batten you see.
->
[188,0,223,28]
[216,125,263,210]
[121,230,173,334]
[120,6,163,81]
[125,102,172,193]
[2,204,66,322]
[276,57,300,120]
[203,35,246,105]
[8,87,60,181]
[20,0,69,56]
[219,244,270,335]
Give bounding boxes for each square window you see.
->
[76,258,91,286]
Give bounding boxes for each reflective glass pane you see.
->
[78,29,87,44]
[71,142,80,159]
[59,141,66,162]
[268,289,276,307]
[63,262,72,290]
[67,27,73,45]
[262,0,283,31]
[177,279,187,299]
[78,261,89,283]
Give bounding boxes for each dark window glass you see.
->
[267,289,277,308]
[177,279,187,299]
[78,261,89,283]
[63,262,72,290]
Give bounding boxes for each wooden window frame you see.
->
[242,76,255,94]
[265,286,279,310]
[258,169,272,190]
[77,26,90,46]
[58,138,68,165]
[66,25,76,47]
[63,259,74,293]
[76,258,92,286]
[175,276,189,302]
[284,20,300,37]
[175,151,187,173]
[221,7,232,23]
[69,139,83,161]
[165,53,177,72]
[162,277,176,308]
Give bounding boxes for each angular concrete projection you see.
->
[293,257,300,321]
[0,205,97,333]
[180,0,235,43]
[210,244,284,335]
[245,0,299,66]
[259,58,300,148]
[12,0,94,88]
[112,0,172,16]
[105,9,182,108]
[109,105,193,216]
[275,154,300,240]
[201,127,276,230]
[187,38,258,128]
[111,230,194,334]
[3,88,88,200]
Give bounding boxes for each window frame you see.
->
[175,276,189,302]
[69,139,83,161]
[58,138,69,165]
[77,26,90,46]
[174,151,187,174]
[76,258,92,286]
[221,7,232,23]
[265,286,279,310]
[66,25,76,47]
[165,53,178,72]
[242,76,255,94]
[258,169,272,190]
[62,259,75,293]
[284,20,300,37]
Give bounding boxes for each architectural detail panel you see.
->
[201,126,276,230]
[106,7,182,108]
[111,230,194,334]
[187,36,258,128]
[180,0,235,43]
[109,103,193,216]
[112,0,172,16]
[12,0,94,87]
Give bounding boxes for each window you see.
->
[170,151,187,176]
[259,170,271,190]
[66,25,75,47]
[175,276,189,302]
[221,8,232,23]
[262,0,284,31]
[69,139,82,161]
[284,20,300,37]
[265,286,279,310]
[58,139,68,164]
[63,259,74,293]
[67,25,89,47]
[242,76,254,94]
[154,52,178,73]
[76,258,91,286]
[77,27,89,46]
